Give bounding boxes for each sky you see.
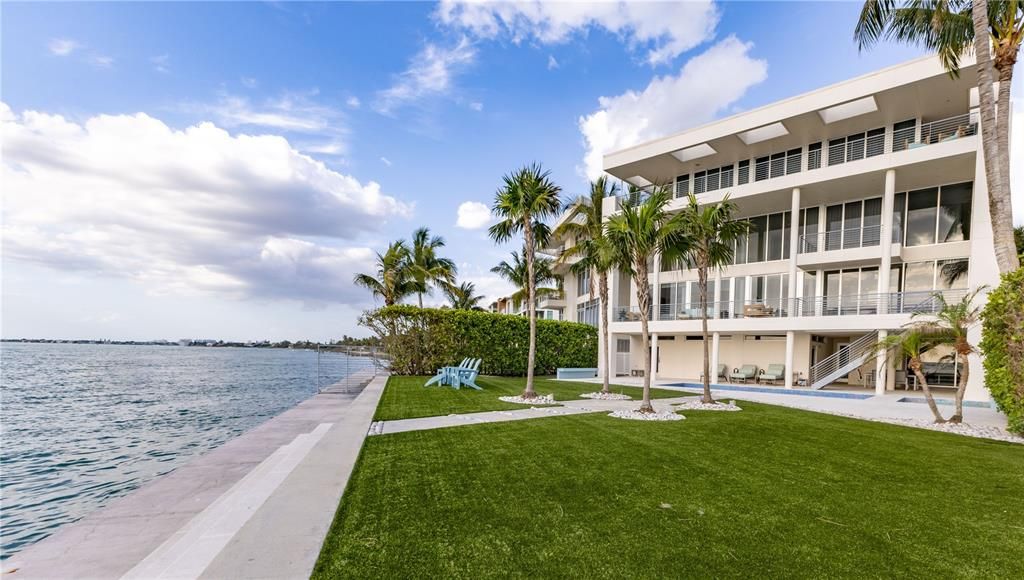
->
[2,1,1022,342]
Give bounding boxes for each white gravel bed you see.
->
[608,409,684,421]
[498,394,557,405]
[673,399,742,412]
[579,392,632,400]
[856,416,1024,444]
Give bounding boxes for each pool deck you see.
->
[4,372,387,580]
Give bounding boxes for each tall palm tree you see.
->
[606,186,689,413]
[409,227,456,308]
[855,0,1021,272]
[877,328,950,422]
[913,288,984,422]
[676,192,751,404]
[488,164,563,398]
[443,281,486,310]
[490,248,559,310]
[353,240,416,306]
[555,177,621,394]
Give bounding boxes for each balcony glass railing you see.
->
[612,290,967,322]
[799,225,897,254]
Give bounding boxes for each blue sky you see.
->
[1,1,1018,341]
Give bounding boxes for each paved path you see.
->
[5,373,387,580]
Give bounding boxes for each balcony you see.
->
[797,225,901,269]
[893,113,977,152]
[537,290,566,310]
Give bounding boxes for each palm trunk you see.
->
[699,258,713,404]
[911,358,946,423]
[995,60,1021,271]
[972,0,1015,273]
[599,270,611,394]
[951,349,971,424]
[523,219,537,398]
[418,292,424,309]
[636,260,653,413]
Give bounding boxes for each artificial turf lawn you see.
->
[316,384,1024,578]
[372,375,685,421]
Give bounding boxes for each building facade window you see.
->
[576,298,600,327]
[675,174,689,198]
[577,269,591,296]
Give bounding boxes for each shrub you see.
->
[359,305,598,376]
[980,268,1024,435]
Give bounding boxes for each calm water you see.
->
[0,343,355,559]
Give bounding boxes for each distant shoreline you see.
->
[1,339,379,350]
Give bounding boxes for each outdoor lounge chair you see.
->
[730,364,758,383]
[424,358,471,387]
[700,363,727,382]
[758,364,786,385]
[451,358,482,390]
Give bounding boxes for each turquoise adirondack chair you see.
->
[451,358,482,390]
[425,358,469,387]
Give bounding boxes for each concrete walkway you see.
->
[5,373,387,580]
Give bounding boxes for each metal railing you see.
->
[919,113,977,145]
[316,345,389,394]
[808,332,876,388]
[799,225,884,254]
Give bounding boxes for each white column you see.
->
[650,333,659,381]
[652,252,662,321]
[710,332,721,382]
[788,188,801,313]
[875,329,888,396]
[714,270,722,318]
[784,331,795,388]
[878,169,896,313]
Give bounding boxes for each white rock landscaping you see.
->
[674,399,742,412]
[579,392,632,401]
[608,409,684,421]
[498,394,557,405]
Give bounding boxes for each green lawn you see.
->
[317,381,1024,578]
[373,375,685,421]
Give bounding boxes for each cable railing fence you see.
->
[316,345,390,394]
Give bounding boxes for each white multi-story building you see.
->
[552,55,1002,403]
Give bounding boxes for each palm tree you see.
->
[490,248,560,310]
[443,281,486,310]
[854,0,1021,273]
[555,177,621,394]
[913,288,984,422]
[606,186,689,413]
[676,192,751,404]
[409,227,456,308]
[877,328,950,422]
[488,164,563,398]
[353,240,416,306]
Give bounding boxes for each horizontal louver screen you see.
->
[808,143,822,170]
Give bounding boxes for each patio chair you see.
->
[730,364,758,383]
[700,364,727,382]
[424,357,470,387]
[758,364,786,385]
[451,358,483,390]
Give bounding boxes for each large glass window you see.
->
[767,213,784,261]
[824,271,841,314]
[737,160,750,185]
[906,187,939,246]
[938,182,972,242]
[903,261,935,291]
[734,233,747,264]
[783,212,792,259]
[801,207,819,253]
[675,174,689,198]
[825,204,844,251]
[840,270,859,314]
[863,198,882,246]
[937,259,969,289]
[733,277,746,316]
[893,191,906,243]
[577,269,591,296]
[748,216,767,263]
[843,201,862,249]
[807,142,822,170]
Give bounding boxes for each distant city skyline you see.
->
[3,1,1021,341]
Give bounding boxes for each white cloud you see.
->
[469,101,484,112]
[88,54,115,68]
[436,0,719,65]
[380,156,392,166]
[578,36,767,180]
[48,38,80,56]
[241,77,258,89]
[346,96,361,109]
[151,54,170,73]
[374,38,477,114]
[1,102,412,306]
[547,55,559,70]
[456,201,492,229]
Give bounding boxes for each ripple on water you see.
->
[0,343,340,560]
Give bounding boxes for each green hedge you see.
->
[980,268,1024,435]
[359,305,598,376]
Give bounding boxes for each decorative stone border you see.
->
[608,409,684,421]
[579,392,632,400]
[498,394,557,405]
[674,400,742,412]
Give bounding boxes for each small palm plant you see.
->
[490,248,559,309]
[607,186,689,413]
[912,288,984,423]
[353,240,416,306]
[676,192,750,403]
[489,163,562,399]
[876,328,949,423]
[443,281,486,311]
[409,227,456,308]
[555,177,621,395]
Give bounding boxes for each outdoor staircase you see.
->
[809,333,876,390]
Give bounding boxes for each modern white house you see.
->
[551,54,1002,403]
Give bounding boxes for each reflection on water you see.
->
[0,343,336,559]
